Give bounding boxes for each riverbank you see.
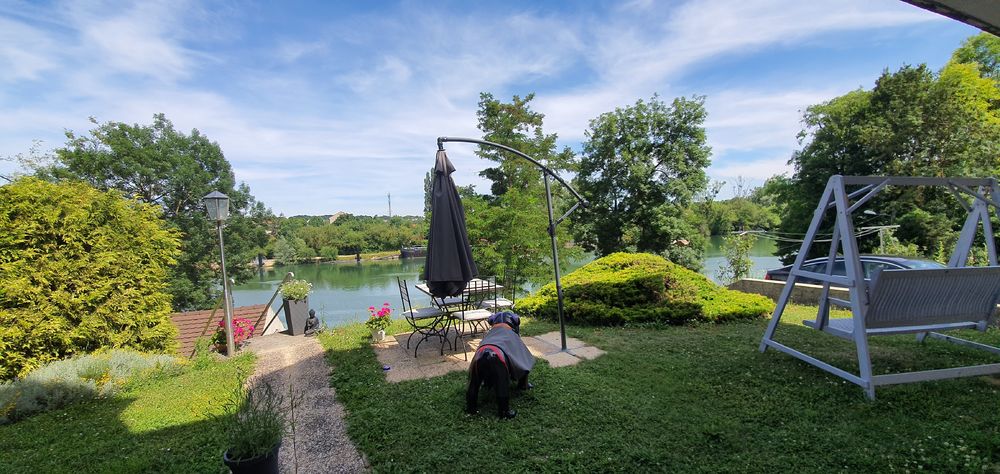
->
[259,250,409,268]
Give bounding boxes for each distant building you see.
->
[327,212,347,224]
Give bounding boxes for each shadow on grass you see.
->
[321,312,1000,472]
[0,357,253,473]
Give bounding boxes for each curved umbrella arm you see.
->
[436,135,586,352]
[437,136,589,208]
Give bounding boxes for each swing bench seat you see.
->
[805,266,1000,336]
[759,175,1000,399]
[791,266,1000,398]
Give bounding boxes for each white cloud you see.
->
[709,155,792,181]
[274,40,329,63]
[68,1,198,82]
[0,0,964,215]
[704,88,853,154]
[0,18,57,82]
[537,0,939,142]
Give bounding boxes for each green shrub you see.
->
[517,252,774,325]
[220,379,288,461]
[0,349,181,424]
[0,178,181,379]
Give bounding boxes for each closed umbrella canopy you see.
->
[423,149,478,297]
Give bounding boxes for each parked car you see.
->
[764,255,945,284]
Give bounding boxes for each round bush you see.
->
[517,252,774,325]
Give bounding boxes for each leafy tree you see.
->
[574,95,711,270]
[0,178,180,379]
[951,32,1000,82]
[464,93,579,282]
[691,179,781,235]
[276,214,426,264]
[775,57,1000,262]
[291,236,315,260]
[45,114,270,310]
[272,237,297,265]
[716,232,756,284]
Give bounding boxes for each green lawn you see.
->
[0,354,254,473]
[320,305,1000,472]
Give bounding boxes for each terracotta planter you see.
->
[283,297,309,335]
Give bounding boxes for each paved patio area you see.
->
[373,329,606,383]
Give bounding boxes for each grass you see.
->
[319,305,1000,472]
[0,353,255,473]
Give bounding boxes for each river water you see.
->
[232,236,782,327]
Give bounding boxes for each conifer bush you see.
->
[0,178,181,379]
[517,252,774,325]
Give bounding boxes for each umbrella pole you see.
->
[544,173,568,351]
[437,136,587,353]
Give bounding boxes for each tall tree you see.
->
[775,57,1000,262]
[465,93,577,282]
[951,32,1000,83]
[48,114,270,310]
[574,95,711,270]
[0,178,180,378]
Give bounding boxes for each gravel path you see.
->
[245,333,367,473]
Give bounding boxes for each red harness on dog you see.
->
[476,344,508,371]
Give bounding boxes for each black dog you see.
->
[466,311,534,419]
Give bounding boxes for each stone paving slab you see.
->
[523,337,560,358]
[545,351,583,368]
[533,332,588,350]
[372,330,606,383]
[568,345,607,360]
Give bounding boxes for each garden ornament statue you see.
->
[465,311,534,419]
[304,309,320,336]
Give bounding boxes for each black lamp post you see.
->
[203,191,235,356]
[436,137,588,351]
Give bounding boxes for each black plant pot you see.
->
[283,297,309,335]
[223,442,280,474]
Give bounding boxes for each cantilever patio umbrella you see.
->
[423,149,478,297]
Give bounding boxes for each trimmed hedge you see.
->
[517,252,774,325]
[0,178,181,379]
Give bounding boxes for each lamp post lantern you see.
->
[203,191,235,357]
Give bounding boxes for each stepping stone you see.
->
[385,365,421,383]
[568,346,606,360]
[544,351,581,368]
[534,331,587,350]
[524,337,561,356]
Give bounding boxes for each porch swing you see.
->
[759,175,1000,399]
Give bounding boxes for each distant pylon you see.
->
[387,192,392,217]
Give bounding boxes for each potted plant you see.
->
[212,318,256,353]
[280,279,312,335]
[220,380,286,474]
[366,302,392,342]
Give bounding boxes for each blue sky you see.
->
[0,0,982,216]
